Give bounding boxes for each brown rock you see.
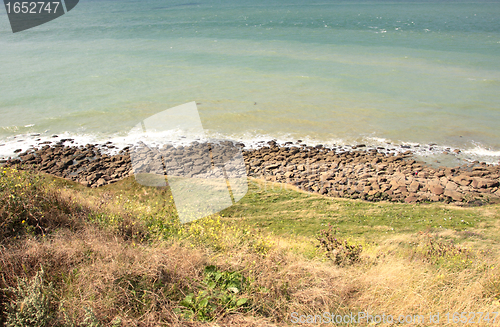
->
[405,195,418,203]
[471,170,486,177]
[472,178,499,189]
[445,181,459,191]
[430,185,444,195]
[408,181,420,193]
[320,172,333,181]
[429,195,441,202]
[444,189,464,202]
[397,185,407,193]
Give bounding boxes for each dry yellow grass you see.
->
[1,168,500,326]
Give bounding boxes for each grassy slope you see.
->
[1,168,500,326]
[223,178,500,249]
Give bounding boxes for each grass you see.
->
[1,167,500,326]
[222,178,500,250]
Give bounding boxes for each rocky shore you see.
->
[3,139,500,205]
[245,141,500,205]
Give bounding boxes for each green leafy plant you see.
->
[82,307,105,327]
[0,167,46,238]
[0,167,83,240]
[317,224,363,266]
[178,265,249,321]
[3,267,53,327]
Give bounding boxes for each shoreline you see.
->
[1,132,500,167]
[3,139,500,206]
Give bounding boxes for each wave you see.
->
[1,131,499,166]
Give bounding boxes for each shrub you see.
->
[317,224,363,266]
[251,235,274,256]
[0,167,83,240]
[409,233,473,269]
[178,216,244,252]
[178,265,250,321]
[2,267,54,327]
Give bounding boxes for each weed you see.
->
[2,266,54,327]
[317,224,363,266]
[251,235,274,256]
[483,273,500,301]
[178,265,250,321]
[409,232,474,270]
[0,167,83,240]
[2,169,500,325]
[179,216,244,252]
[82,307,105,327]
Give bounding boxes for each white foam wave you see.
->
[462,145,500,158]
[1,131,499,166]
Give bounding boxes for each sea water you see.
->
[0,0,499,165]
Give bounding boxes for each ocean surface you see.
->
[1,0,499,165]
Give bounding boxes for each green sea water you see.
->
[0,0,499,164]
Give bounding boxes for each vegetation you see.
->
[317,224,363,266]
[3,267,53,327]
[1,167,500,326]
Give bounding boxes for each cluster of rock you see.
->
[242,141,500,205]
[131,141,245,180]
[4,140,500,205]
[4,140,246,188]
[128,141,247,190]
[6,143,132,188]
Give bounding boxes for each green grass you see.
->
[221,179,500,248]
[34,173,500,252]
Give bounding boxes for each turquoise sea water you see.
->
[0,0,499,164]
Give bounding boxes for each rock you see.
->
[471,170,487,177]
[445,181,459,191]
[479,178,499,188]
[320,172,333,181]
[408,181,420,193]
[430,185,444,195]
[472,178,499,189]
[453,175,472,186]
[444,189,464,202]
[429,195,441,202]
[8,141,499,205]
[397,185,408,193]
[380,183,391,192]
[405,195,418,203]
